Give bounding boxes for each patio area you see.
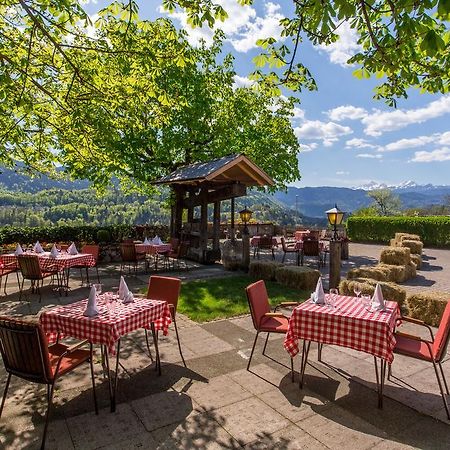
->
[1,243,449,449]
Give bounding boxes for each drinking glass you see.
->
[328,288,339,309]
[353,283,361,300]
[362,294,371,311]
[93,283,102,297]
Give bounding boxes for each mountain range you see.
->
[1,167,449,219]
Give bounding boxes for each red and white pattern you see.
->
[250,236,279,247]
[135,244,171,255]
[284,295,400,363]
[40,294,172,353]
[2,252,95,271]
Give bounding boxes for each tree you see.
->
[167,0,450,105]
[1,2,300,191]
[367,189,401,216]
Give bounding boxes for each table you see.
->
[135,244,172,271]
[3,252,96,293]
[284,295,400,408]
[294,230,310,241]
[250,236,278,247]
[40,293,172,411]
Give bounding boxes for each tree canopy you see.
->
[0,1,300,191]
[166,0,450,105]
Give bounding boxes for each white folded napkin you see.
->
[50,244,59,258]
[34,241,43,253]
[143,237,150,245]
[153,235,163,245]
[83,286,99,317]
[312,278,325,305]
[371,283,386,311]
[68,242,78,255]
[14,244,24,256]
[118,276,134,303]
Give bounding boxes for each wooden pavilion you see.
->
[153,154,274,263]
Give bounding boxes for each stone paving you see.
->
[0,243,449,449]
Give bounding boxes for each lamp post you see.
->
[325,204,346,289]
[239,206,253,271]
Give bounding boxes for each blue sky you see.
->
[83,0,450,188]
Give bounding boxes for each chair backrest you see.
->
[308,230,320,240]
[302,240,319,256]
[120,243,137,262]
[57,243,70,251]
[433,301,450,361]
[0,316,53,383]
[245,280,271,330]
[258,235,273,249]
[174,241,189,259]
[82,244,100,263]
[169,238,180,252]
[17,255,43,280]
[281,237,291,252]
[146,276,182,315]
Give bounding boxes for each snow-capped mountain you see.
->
[355,180,443,191]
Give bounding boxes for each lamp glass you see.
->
[239,207,253,224]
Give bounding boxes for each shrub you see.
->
[380,247,411,266]
[410,254,422,269]
[400,239,423,255]
[96,229,111,243]
[347,216,450,247]
[339,278,407,308]
[249,261,283,281]
[406,291,449,327]
[275,266,320,291]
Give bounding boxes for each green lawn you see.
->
[177,275,309,322]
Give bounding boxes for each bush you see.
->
[339,278,407,308]
[400,239,423,255]
[347,216,450,247]
[96,229,111,243]
[410,254,422,269]
[406,291,449,327]
[275,266,320,291]
[380,247,411,266]
[249,261,282,281]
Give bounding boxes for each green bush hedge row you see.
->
[0,224,170,245]
[347,216,450,247]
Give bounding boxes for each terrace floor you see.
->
[0,243,449,449]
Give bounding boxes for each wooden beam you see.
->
[182,183,246,209]
[173,186,184,238]
[213,201,220,251]
[199,188,208,263]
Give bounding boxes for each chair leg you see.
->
[291,357,294,382]
[41,381,56,450]
[438,361,450,395]
[432,359,450,419]
[262,332,270,356]
[247,331,259,371]
[282,253,286,263]
[0,373,11,418]
[173,316,186,368]
[89,344,98,415]
[18,277,25,301]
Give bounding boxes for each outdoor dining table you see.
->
[40,293,172,411]
[284,294,400,408]
[2,251,96,294]
[135,243,172,271]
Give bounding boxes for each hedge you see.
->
[347,216,450,247]
[0,224,170,245]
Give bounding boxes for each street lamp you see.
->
[239,207,253,234]
[326,204,345,241]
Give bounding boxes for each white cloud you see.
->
[410,147,450,163]
[345,138,377,149]
[294,120,352,146]
[300,143,318,152]
[80,0,97,4]
[233,75,254,88]
[380,131,450,152]
[162,1,285,53]
[292,107,305,121]
[336,171,350,176]
[362,96,450,137]
[327,105,367,121]
[316,22,361,66]
[356,153,382,159]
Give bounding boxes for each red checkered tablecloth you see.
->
[250,236,278,247]
[2,252,95,271]
[284,295,400,363]
[40,293,172,353]
[135,244,171,255]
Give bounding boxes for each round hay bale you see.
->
[249,261,283,281]
[380,247,411,266]
[406,291,449,327]
[400,240,423,255]
[275,266,320,291]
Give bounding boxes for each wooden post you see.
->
[230,197,235,240]
[199,188,208,263]
[173,186,184,238]
[241,226,250,272]
[329,241,342,289]
[213,201,220,251]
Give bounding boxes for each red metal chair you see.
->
[280,237,298,263]
[144,275,185,371]
[74,244,100,284]
[300,239,324,268]
[245,280,298,379]
[0,258,20,296]
[120,243,147,275]
[390,301,450,419]
[0,316,97,449]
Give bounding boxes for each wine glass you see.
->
[328,288,339,309]
[353,283,361,300]
[362,294,372,311]
[93,283,102,298]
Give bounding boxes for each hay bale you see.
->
[347,266,388,282]
[395,233,421,242]
[275,266,320,291]
[389,239,399,247]
[376,263,416,283]
[380,247,411,266]
[400,239,423,255]
[249,261,282,281]
[406,291,449,327]
[339,277,406,308]
[410,254,422,269]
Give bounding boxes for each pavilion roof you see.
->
[153,154,274,187]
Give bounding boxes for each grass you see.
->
[177,275,309,323]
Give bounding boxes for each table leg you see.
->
[299,340,311,389]
[103,340,121,412]
[151,323,161,376]
[374,356,387,409]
